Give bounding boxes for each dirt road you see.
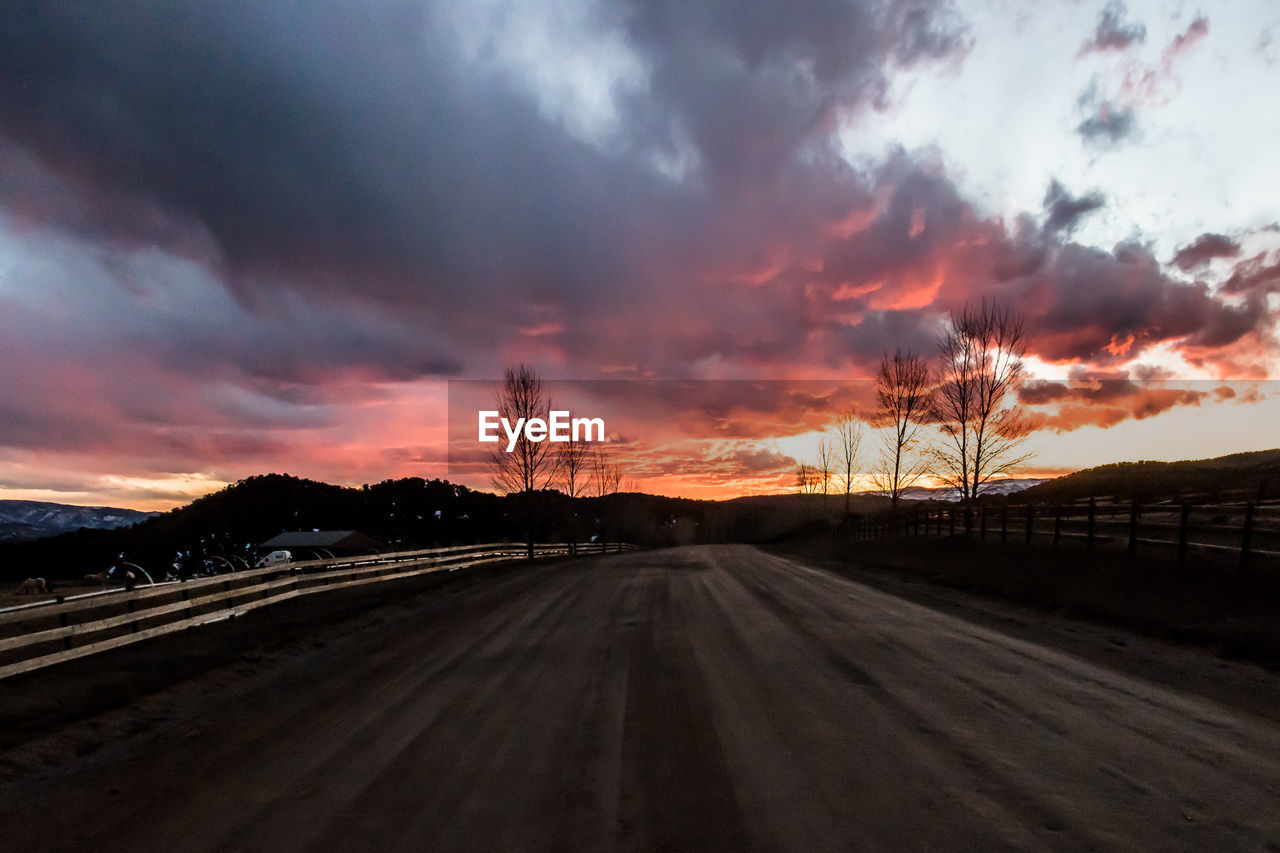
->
[4,544,1280,851]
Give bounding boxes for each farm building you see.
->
[256,530,384,560]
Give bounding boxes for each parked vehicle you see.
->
[255,549,293,568]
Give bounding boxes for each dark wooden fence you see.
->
[850,498,1280,571]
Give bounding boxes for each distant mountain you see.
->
[895,478,1051,503]
[0,500,156,542]
[1017,449,1280,504]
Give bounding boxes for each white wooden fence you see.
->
[0,541,638,681]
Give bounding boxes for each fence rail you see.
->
[0,540,637,681]
[849,500,1279,570]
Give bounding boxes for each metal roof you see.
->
[258,530,382,550]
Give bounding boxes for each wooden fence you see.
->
[850,499,1280,570]
[0,540,638,681]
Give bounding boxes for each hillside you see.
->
[0,475,856,582]
[0,500,155,543]
[0,475,510,582]
[1017,449,1280,504]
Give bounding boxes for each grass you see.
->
[774,532,1280,670]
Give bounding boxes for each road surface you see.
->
[3,544,1280,851]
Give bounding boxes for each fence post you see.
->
[1001,504,1009,544]
[980,506,988,541]
[1053,506,1061,547]
[949,507,956,537]
[1127,501,1138,557]
[1177,502,1190,566]
[1086,499,1096,553]
[1025,504,1034,545]
[1240,502,1255,574]
[964,506,973,538]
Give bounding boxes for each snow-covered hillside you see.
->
[0,500,155,542]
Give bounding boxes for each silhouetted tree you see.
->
[557,433,591,499]
[869,349,931,508]
[930,299,1034,501]
[794,463,820,494]
[490,364,558,557]
[591,447,623,497]
[834,410,864,517]
[557,431,591,552]
[816,436,834,505]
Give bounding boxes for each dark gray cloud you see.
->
[1080,2,1147,54]
[0,1,978,368]
[1222,254,1280,296]
[0,1,962,293]
[1173,232,1241,270]
[1043,180,1105,234]
[1077,102,1138,146]
[0,0,1272,488]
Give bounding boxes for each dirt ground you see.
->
[1,578,111,610]
[4,545,1280,851]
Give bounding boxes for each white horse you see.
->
[17,577,49,595]
[83,571,110,589]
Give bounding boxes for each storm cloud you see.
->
[0,0,1273,503]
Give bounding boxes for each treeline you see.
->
[0,473,856,582]
[0,474,507,581]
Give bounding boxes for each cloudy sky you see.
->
[1,0,1278,509]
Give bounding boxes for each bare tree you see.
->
[557,433,591,554]
[591,446,625,549]
[834,411,864,517]
[870,349,932,508]
[591,447,623,497]
[930,299,1034,501]
[557,434,591,499]
[794,463,819,494]
[816,436,834,504]
[490,364,558,557]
